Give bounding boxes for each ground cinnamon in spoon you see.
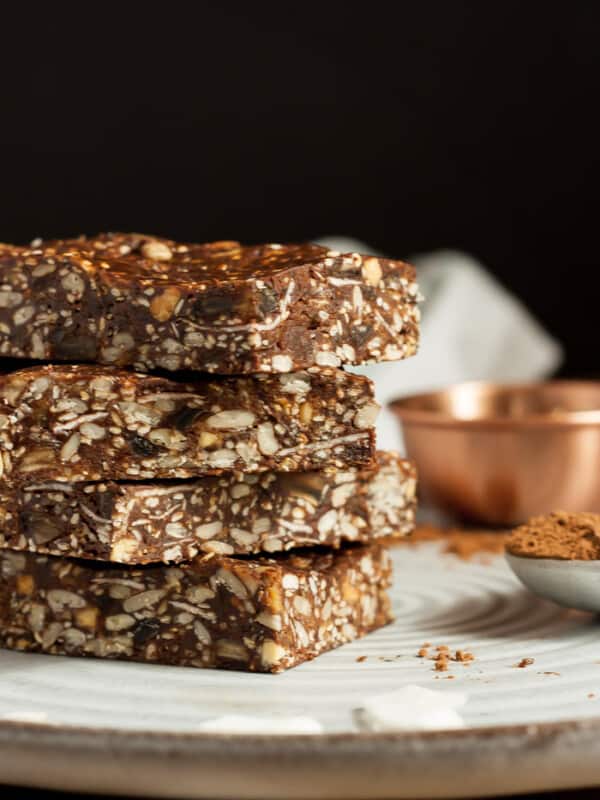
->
[507,511,600,560]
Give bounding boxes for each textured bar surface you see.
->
[0,544,393,673]
[0,452,416,563]
[0,365,377,484]
[0,233,420,374]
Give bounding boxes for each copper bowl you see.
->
[390,381,600,526]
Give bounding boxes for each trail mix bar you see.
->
[0,365,377,484]
[0,543,393,673]
[0,452,416,564]
[0,233,420,374]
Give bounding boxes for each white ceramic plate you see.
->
[1,542,600,799]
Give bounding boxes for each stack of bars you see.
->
[0,234,420,673]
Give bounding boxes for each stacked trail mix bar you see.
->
[0,234,420,673]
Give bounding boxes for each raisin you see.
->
[192,292,232,319]
[133,619,161,646]
[258,285,279,316]
[165,406,203,430]
[51,331,98,361]
[349,324,373,348]
[127,433,160,457]
[276,473,325,504]
[94,490,116,520]
[19,511,64,545]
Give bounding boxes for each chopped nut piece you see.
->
[272,355,293,373]
[16,574,34,595]
[150,287,181,321]
[299,401,313,425]
[105,614,136,632]
[60,432,81,462]
[361,257,383,286]
[75,607,99,630]
[260,640,287,669]
[205,410,256,430]
[216,639,249,662]
[353,402,380,430]
[142,241,173,261]
[256,422,279,455]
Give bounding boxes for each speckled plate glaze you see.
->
[1,542,600,799]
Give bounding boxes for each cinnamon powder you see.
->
[507,511,600,560]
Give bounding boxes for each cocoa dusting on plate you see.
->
[397,525,507,561]
[507,511,600,560]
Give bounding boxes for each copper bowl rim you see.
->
[389,380,600,429]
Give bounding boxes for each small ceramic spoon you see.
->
[506,553,600,613]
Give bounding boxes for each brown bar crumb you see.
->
[416,642,476,672]
[514,658,535,668]
[356,655,368,663]
[454,650,475,663]
[0,543,393,674]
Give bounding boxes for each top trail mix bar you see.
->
[0,233,420,374]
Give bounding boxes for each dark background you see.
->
[1,3,598,377]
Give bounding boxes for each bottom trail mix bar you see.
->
[0,544,393,673]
